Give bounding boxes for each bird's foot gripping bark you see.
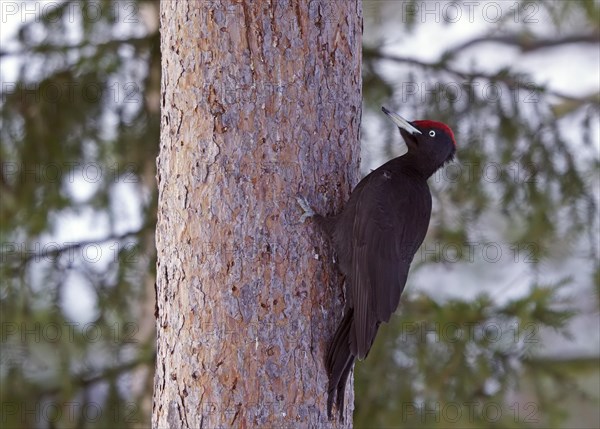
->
[296,196,316,223]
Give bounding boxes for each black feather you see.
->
[323,156,433,418]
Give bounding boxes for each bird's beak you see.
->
[382,107,422,135]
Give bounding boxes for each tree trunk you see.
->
[153,1,362,427]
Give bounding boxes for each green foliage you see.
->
[355,284,576,428]
[1,1,158,427]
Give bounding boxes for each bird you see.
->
[297,106,457,420]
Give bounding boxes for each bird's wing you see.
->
[349,169,431,359]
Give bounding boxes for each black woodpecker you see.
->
[298,106,457,420]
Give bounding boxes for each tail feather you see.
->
[326,309,355,421]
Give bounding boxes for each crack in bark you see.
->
[182,185,189,208]
[241,0,257,79]
[178,385,191,428]
[174,106,183,142]
[267,0,277,49]
[230,403,240,426]
[294,1,304,39]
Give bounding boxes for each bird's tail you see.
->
[325,309,355,421]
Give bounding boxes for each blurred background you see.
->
[1,1,598,428]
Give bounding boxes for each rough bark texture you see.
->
[153,1,362,427]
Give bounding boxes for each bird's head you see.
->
[382,106,456,177]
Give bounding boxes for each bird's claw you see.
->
[296,196,315,223]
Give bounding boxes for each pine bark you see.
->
[153,1,362,427]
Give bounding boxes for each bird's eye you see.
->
[429,130,436,137]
